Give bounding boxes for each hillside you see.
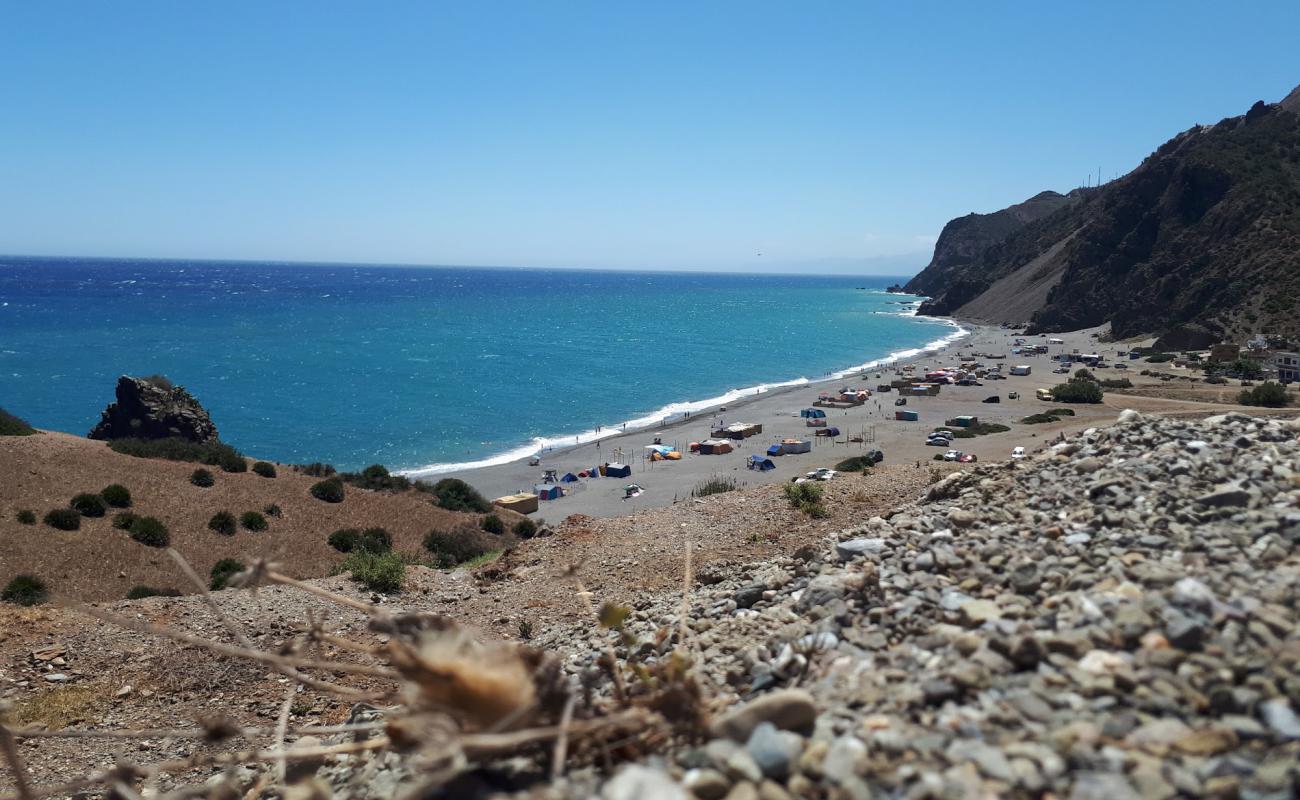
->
[0,430,502,602]
[908,86,1300,346]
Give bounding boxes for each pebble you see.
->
[602,765,686,800]
[709,690,818,742]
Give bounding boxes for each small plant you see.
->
[834,456,876,472]
[2,575,48,606]
[1239,381,1288,408]
[16,509,36,525]
[126,585,181,600]
[359,527,391,553]
[423,528,491,568]
[337,463,414,493]
[112,512,138,530]
[513,518,538,538]
[100,484,132,508]
[263,503,283,518]
[190,468,215,488]
[517,619,534,640]
[128,516,169,548]
[933,453,945,461]
[328,528,361,552]
[210,558,245,590]
[70,493,108,518]
[481,514,505,534]
[430,478,492,513]
[208,511,237,536]
[310,478,345,503]
[782,482,828,518]
[43,508,81,531]
[691,476,738,497]
[0,407,37,436]
[343,551,405,593]
[240,511,268,532]
[252,461,277,478]
[297,462,336,478]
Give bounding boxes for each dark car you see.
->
[894,397,907,406]
[866,449,884,464]
[982,395,1000,403]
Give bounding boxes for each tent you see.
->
[534,484,562,501]
[644,444,675,456]
[815,427,841,437]
[494,492,539,515]
[698,439,733,455]
[806,418,827,427]
[766,444,784,456]
[560,472,579,483]
[747,455,776,471]
[605,463,632,478]
[800,408,827,419]
[781,439,811,454]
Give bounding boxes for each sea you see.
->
[0,256,963,473]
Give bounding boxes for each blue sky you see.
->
[1,2,1297,274]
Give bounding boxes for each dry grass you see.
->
[0,431,511,602]
[6,685,106,730]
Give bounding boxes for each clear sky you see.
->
[1,2,1297,274]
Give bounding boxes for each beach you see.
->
[429,321,1128,518]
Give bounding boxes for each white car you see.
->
[944,449,962,461]
[805,468,838,481]
[1012,446,1026,460]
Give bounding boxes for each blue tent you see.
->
[535,484,562,501]
[767,444,784,456]
[560,472,579,483]
[748,455,776,471]
[800,408,826,419]
[816,427,841,437]
[605,463,632,478]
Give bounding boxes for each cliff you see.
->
[88,375,219,443]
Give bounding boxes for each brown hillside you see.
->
[0,431,500,602]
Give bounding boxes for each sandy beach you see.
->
[430,321,1133,518]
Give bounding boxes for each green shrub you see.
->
[109,437,247,472]
[1206,375,1228,384]
[359,527,391,553]
[2,575,48,606]
[16,509,36,525]
[943,422,1011,439]
[430,478,492,513]
[513,518,538,538]
[1073,369,1096,382]
[310,479,345,503]
[933,453,945,461]
[328,528,361,552]
[783,482,823,507]
[208,511,237,535]
[126,585,181,600]
[128,516,169,548]
[343,551,406,593]
[190,468,215,487]
[210,558,245,590]
[1098,378,1133,389]
[800,501,830,519]
[251,461,277,478]
[834,456,875,472]
[423,528,491,568]
[240,511,268,531]
[70,493,107,518]
[263,503,283,518]
[0,407,37,436]
[112,512,138,530]
[1145,353,1174,363]
[338,463,414,493]
[481,514,505,535]
[100,483,132,508]
[43,508,81,531]
[692,476,738,497]
[1239,381,1289,407]
[1050,380,1104,404]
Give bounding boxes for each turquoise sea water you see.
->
[0,257,960,472]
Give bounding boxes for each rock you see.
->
[710,690,817,742]
[603,765,687,800]
[821,735,867,785]
[958,599,1002,625]
[88,375,220,443]
[745,723,802,780]
[1068,772,1142,800]
[42,674,69,683]
[1164,614,1207,651]
[682,769,730,800]
[946,740,1013,781]
[733,585,765,610]
[721,783,758,800]
[835,538,887,561]
[1195,482,1250,508]
[1258,698,1300,740]
[948,509,977,528]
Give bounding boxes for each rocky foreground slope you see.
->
[5,411,1298,799]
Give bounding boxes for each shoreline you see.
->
[399,304,967,478]
[419,320,1128,519]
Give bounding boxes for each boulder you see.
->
[88,375,219,443]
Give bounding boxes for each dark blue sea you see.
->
[0,257,961,472]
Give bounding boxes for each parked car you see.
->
[1011,446,1026,459]
[926,436,951,446]
[865,449,884,464]
[943,449,962,461]
[805,468,837,481]
[982,395,1000,403]
[1053,366,1070,374]
[958,453,979,463]
[894,398,907,406]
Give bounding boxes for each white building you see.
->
[1274,352,1300,383]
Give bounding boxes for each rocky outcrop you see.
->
[88,375,219,442]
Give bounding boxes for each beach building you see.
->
[1274,351,1300,383]
[780,439,811,454]
[1009,365,1032,376]
[494,492,539,515]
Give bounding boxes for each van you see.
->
[1036,388,1054,401]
